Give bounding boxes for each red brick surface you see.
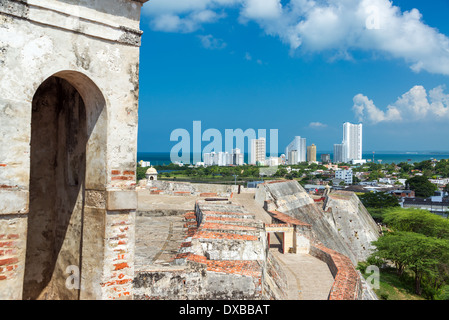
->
[268,210,311,227]
[0,233,21,282]
[311,244,361,300]
[206,260,262,278]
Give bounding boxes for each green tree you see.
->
[359,192,400,209]
[383,208,449,240]
[406,175,438,198]
[371,231,449,296]
[136,166,148,181]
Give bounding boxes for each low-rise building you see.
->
[335,169,353,185]
[390,190,415,198]
[402,197,449,216]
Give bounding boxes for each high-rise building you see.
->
[333,144,344,163]
[288,150,298,165]
[342,122,362,163]
[232,148,244,166]
[204,152,217,166]
[250,138,266,165]
[285,136,306,164]
[217,152,228,166]
[307,144,317,162]
[320,154,331,163]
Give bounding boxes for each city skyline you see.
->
[137,1,449,152]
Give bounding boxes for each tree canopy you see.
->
[383,208,449,240]
[368,207,449,298]
[405,175,438,198]
[359,192,400,209]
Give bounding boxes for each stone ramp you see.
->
[271,250,334,300]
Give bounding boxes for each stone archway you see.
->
[23,71,107,300]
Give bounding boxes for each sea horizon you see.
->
[137,151,449,166]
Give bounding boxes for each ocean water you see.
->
[137,152,449,166]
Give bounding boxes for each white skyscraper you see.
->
[217,152,228,166]
[232,148,244,166]
[285,136,306,164]
[342,122,362,162]
[250,138,266,165]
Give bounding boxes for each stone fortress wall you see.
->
[134,179,380,300]
[256,180,381,300]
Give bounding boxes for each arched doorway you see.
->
[23,72,107,300]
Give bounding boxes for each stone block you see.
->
[107,190,137,211]
[0,190,28,214]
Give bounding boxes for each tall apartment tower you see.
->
[285,136,306,164]
[342,122,363,162]
[250,138,266,165]
[333,144,345,163]
[307,144,317,162]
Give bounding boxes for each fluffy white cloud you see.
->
[353,85,449,123]
[143,0,233,32]
[240,0,282,20]
[309,122,328,128]
[142,0,449,76]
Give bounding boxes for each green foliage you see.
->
[368,207,449,298]
[136,166,148,181]
[359,192,400,209]
[371,231,449,296]
[406,175,438,198]
[383,208,449,239]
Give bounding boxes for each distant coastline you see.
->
[137,151,449,166]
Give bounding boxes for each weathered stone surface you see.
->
[0,0,148,300]
[107,190,138,211]
[256,180,381,265]
[323,191,381,262]
[0,191,28,214]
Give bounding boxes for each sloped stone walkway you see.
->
[271,250,334,300]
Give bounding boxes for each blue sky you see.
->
[137,0,449,154]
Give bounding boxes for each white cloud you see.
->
[198,34,227,49]
[353,85,449,123]
[142,0,449,76]
[309,122,328,128]
[144,0,229,32]
[240,0,283,20]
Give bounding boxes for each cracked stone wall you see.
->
[323,191,381,262]
[256,181,381,265]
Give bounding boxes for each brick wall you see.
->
[309,244,362,300]
[102,211,135,300]
[110,170,136,189]
[0,216,26,299]
[0,234,20,281]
